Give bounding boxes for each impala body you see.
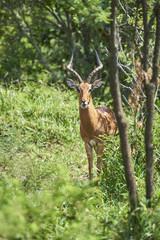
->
[66,50,117,179]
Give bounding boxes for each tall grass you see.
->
[0,82,160,239]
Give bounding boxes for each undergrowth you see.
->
[0,82,160,240]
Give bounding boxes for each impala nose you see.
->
[81,100,88,109]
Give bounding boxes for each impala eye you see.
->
[88,88,92,93]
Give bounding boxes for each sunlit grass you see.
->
[0,82,160,239]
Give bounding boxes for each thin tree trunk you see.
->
[141,0,158,72]
[142,0,149,72]
[110,0,139,212]
[145,3,160,208]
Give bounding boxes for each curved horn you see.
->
[86,49,103,83]
[66,49,83,83]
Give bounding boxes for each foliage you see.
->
[0,0,111,84]
[0,0,160,239]
[0,83,160,239]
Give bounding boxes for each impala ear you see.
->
[91,79,103,90]
[66,78,77,89]
[66,79,80,92]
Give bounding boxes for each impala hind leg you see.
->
[85,143,93,180]
[95,144,104,176]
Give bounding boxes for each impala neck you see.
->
[79,98,98,132]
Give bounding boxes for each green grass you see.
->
[0,82,160,239]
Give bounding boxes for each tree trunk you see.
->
[109,0,139,212]
[145,3,160,208]
[141,0,149,72]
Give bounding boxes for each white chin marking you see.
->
[80,104,88,109]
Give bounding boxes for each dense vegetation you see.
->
[0,0,160,239]
[0,82,159,239]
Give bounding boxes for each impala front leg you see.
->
[95,143,104,176]
[85,143,93,180]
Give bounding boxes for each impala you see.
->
[66,49,117,179]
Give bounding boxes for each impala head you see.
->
[66,49,103,109]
